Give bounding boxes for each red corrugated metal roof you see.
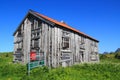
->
[32,11,99,42]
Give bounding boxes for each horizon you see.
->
[0,0,120,53]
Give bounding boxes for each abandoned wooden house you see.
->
[13,10,99,67]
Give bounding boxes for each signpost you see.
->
[28,51,44,75]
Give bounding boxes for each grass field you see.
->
[0,52,120,80]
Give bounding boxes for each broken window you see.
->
[31,23,34,30]
[17,30,22,36]
[62,37,69,50]
[34,39,39,48]
[18,42,23,49]
[62,31,70,50]
[34,19,38,29]
[79,37,85,49]
[38,21,42,29]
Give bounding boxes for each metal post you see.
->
[28,52,30,75]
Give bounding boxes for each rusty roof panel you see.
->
[32,11,99,42]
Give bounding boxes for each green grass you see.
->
[0,52,120,80]
[100,52,120,63]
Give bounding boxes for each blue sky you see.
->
[0,0,120,53]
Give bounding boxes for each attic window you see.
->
[34,19,38,29]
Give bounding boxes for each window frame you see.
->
[62,31,70,50]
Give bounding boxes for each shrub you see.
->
[115,52,120,59]
[100,54,108,59]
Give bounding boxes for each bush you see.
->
[100,54,108,59]
[115,52,120,59]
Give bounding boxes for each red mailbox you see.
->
[30,51,36,61]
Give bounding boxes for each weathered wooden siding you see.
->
[13,14,99,67]
[23,18,31,63]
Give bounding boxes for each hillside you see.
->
[115,48,120,53]
[100,52,120,63]
[0,52,120,80]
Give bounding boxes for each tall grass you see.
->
[0,52,120,80]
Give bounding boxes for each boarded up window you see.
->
[61,53,70,60]
[91,52,97,61]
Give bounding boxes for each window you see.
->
[34,40,39,48]
[91,41,97,47]
[62,37,69,50]
[38,21,42,29]
[34,19,38,29]
[31,32,40,39]
[37,33,40,36]
[21,24,24,31]
[94,42,97,47]
[18,42,22,49]
[62,31,69,37]
[81,52,84,62]
[61,53,70,60]
[90,41,93,46]
[79,37,85,49]
[81,37,85,44]
[90,52,97,61]
[62,31,70,50]
[17,30,22,36]
[31,23,34,30]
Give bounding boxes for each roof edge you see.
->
[13,10,30,36]
[13,9,99,42]
[32,10,99,42]
[13,9,55,36]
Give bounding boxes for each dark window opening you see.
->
[62,31,70,50]
[81,53,84,62]
[62,37,69,50]
[31,23,34,30]
[34,20,38,29]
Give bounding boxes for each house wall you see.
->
[13,14,99,67]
